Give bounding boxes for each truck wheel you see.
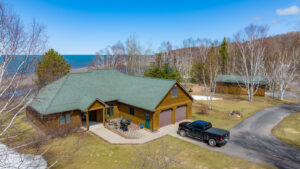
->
[208,139,216,147]
[179,130,186,137]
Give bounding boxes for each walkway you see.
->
[83,121,190,144]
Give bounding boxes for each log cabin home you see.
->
[26,69,193,134]
[215,75,268,96]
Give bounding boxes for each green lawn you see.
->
[272,112,300,150]
[3,112,274,169]
[192,94,298,130]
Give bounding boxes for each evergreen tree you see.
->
[35,49,70,86]
[219,37,229,74]
[144,56,182,82]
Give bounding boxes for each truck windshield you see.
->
[205,123,212,130]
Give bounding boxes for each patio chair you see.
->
[120,122,128,132]
[125,118,131,125]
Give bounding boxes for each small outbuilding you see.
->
[215,75,268,96]
[26,69,193,134]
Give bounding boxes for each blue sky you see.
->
[9,0,300,54]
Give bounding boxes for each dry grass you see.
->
[272,112,300,150]
[2,111,274,169]
[192,93,299,130]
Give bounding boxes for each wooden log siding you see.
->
[216,82,266,96]
[153,84,193,130]
[26,107,83,133]
[26,107,47,132]
[117,102,150,128]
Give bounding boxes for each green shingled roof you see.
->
[29,69,177,115]
[216,75,268,85]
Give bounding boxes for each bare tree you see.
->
[158,41,172,63]
[264,39,280,98]
[0,2,47,168]
[206,44,219,110]
[190,39,211,95]
[276,45,299,100]
[182,38,195,82]
[234,24,268,102]
[89,41,126,72]
[126,34,143,75]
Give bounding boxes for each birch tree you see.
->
[264,39,280,97]
[126,34,143,75]
[0,3,47,168]
[202,44,220,110]
[191,39,211,93]
[234,24,268,102]
[276,46,299,100]
[182,38,195,81]
[90,41,126,72]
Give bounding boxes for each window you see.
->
[60,114,71,125]
[59,115,65,125]
[129,107,134,115]
[172,87,178,97]
[66,114,71,124]
[106,104,114,117]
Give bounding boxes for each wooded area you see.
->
[89,26,299,102]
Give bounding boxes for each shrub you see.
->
[197,105,208,114]
[188,88,193,92]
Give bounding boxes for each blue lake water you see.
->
[63,55,96,69]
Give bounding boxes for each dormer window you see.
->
[172,87,178,98]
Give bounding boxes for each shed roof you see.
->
[29,69,180,115]
[216,75,268,85]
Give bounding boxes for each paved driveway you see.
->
[171,103,300,169]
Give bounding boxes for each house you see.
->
[26,69,193,133]
[215,75,268,96]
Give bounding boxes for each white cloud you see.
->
[252,16,262,21]
[276,5,300,16]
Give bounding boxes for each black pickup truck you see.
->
[177,120,230,147]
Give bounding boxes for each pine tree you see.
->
[219,37,229,74]
[35,49,70,86]
[144,55,182,82]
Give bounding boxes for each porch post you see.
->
[186,103,192,119]
[172,107,176,124]
[86,111,89,131]
[103,108,105,127]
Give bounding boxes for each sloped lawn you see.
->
[272,112,300,150]
[2,112,274,169]
[192,94,298,130]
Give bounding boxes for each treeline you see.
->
[147,25,300,102]
[88,34,154,75]
[88,25,299,102]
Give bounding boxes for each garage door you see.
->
[176,105,187,122]
[160,109,172,127]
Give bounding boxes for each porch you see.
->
[82,99,114,131]
[84,119,192,144]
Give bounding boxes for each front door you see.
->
[145,112,150,129]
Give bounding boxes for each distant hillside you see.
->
[156,31,300,94]
[156,31,300,58]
